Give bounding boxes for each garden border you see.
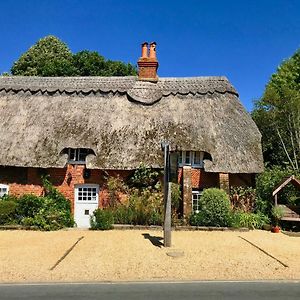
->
[0,224,250,232]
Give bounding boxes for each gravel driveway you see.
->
[0,230,299,282]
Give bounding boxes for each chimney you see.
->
[138,42,159,82]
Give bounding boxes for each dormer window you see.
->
[178,151,208,168]
[63,148,95,164]
[0,184,9,198]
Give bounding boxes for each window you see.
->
[178,151,183,165]
[77,186,98,202]
[185,151,191,164]
[178,151,205,168]
[192,190,203,213]
[67,148,94,164]
[0,184,9,198]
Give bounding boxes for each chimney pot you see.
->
[149,42,157,59]
[141,42,148,58]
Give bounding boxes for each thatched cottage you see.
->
[0,42,263,227]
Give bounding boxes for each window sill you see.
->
[67,161,86,165]
[178,164,204,169]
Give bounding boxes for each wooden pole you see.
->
[162,142,171,247]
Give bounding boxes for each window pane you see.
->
[178,151,183,164]
[194,151,201,164]
[185,151,190,164]
[78,149,88,162]
[69,149,76,161]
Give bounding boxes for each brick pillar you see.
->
[219,173,230,194]
[182,166,192,218]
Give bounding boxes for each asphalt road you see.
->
[0,281,299,300]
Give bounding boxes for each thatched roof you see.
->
[0,76,263,173]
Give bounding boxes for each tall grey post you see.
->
[162,142,172,247]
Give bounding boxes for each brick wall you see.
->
[3,165,132,213]
[178,168,219,189]
[2,165,256,217]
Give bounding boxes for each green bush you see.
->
[229,211,270,229]
[112,204,135,224]
[90,209,114,230]
[16,194,45,218]
[189,188,231,227]
[230,186,256,212]
[106,176,127,208]
[42,177,74,228]
[17,194,74,231]
[110,187,164,226]
[271,206,285,226]
[128,164,161,189]
[255,167,300,215]
[0,200,17,225]
[2,177,74,230]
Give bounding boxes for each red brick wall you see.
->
[3,165,132,213]
[178,168,219,189]
[2,165,255,216]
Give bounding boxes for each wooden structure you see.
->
[272,175,300,221]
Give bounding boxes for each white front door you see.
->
[74,184,99,228]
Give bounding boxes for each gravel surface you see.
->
[0,230,299,282]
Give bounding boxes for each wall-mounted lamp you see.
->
[83,168,91,179]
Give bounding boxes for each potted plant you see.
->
[271,206,285,233]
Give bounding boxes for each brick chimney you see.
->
[137,42,159,82]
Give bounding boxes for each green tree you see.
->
[72,50,106,76]
[11,35,77,76]
[11,35,137,77]
[252,49,300,169]
[73,50,137,76]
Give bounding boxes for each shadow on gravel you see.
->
[142,233,164,248]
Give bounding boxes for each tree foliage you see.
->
[11,36,76,76]
[11,35,137,77]
[252,49,300,169]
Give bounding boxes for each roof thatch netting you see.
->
[0,76,263,173]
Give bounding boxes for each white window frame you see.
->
[0,184,9,198]
[178,151,204,168]
[192,190,203,213]
[75,184,99,204]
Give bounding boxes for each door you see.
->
[74,184,99,228]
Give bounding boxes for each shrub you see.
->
[90,209,114,230]
[110,188,164,226]
[16,194,45,218]
[255,167,300,215]
[106,176,127,208]
[189,188,231,227]
[0,200,17,225]
[271,206,285,226]
[128,164,161,189]
[229,211,270,229]
[17,195,74,231]
[112,204,135,224]
[9,177,74,230]
[230,186,256,212]
[42,176,74,228]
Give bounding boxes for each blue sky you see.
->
[1,0,300,111]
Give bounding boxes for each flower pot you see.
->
[271,226,280,233]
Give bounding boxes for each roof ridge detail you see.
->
[0,75,238,96]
